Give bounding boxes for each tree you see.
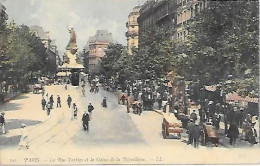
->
[184,1,259,97]
[135,26,176,80]
[100,43,125,80]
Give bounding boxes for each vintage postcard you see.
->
[0,0,259,165]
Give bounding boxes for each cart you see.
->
[162,114,183,139]
[127,99,141,115]
[201,125,219,147]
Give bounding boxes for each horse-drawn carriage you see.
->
[201,125,219,147]
[162,113,183,139]
[118,93,128,105]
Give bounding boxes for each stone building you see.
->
[137,0,176,48]
[85,30,113,74]
[30,25,58,77]
[176,0,208,42]
[125,5,141,55]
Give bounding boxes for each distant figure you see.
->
[193,123,203,148]
[186,119,195,145]
[18,124,29,150]
[82,111,90,131]
[227,123,239,146]
[67,95,72,108]
[57,95,61,108]
[0,112,6,134]
[65,84,68,90]
[46,101,51,116]
[88,103,94,120]
[49,95,54,109]
[121,95,126,105]
[73,103,78,119]
[102,97,107,107]
[41,97,46,110]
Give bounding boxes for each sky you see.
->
[2,0,146,54]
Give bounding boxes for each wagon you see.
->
[118,93,128,105]
[127,99,141,115]
[201,125,219,147]
[162,114,183,139]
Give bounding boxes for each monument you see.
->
[57,27,84,86]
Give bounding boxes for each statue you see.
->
[68,27,76,44]
[66,27,78,54]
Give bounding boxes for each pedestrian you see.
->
[46,101,51,116]
[186,119,195,145]
[82,111,90,131]
[57,95,61,108]
[67,95,72,108]
[193,122,202,148]
[88,103,94,120]
[49,95,54,109]
[190,110,198,122]
[72,103,78,119]
[121,94,126,105]
[41,97,46,110]
[102,97,107,107]
[0,112,6,134]
[227,123,239,147]
[18,123,29,150]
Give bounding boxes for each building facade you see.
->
[176,0,208,42]
[85,30,113,74]
[125,5,141,55]
[137,0,176,47]
[30,25,58,77]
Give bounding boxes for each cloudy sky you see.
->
[2,0,145,54]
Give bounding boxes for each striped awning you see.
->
[226,93,259,104]
[204,85,217,92]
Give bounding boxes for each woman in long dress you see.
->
[18,123,29,150]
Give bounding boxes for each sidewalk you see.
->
[1,92,22,103]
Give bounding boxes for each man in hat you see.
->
[18,123,29,150]
[0,112,6,134]
[82,111,90,131]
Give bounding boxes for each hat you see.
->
[189,119,193,122]
[1,112,5,115]
[209,101,213,105]
[21,123,26,127]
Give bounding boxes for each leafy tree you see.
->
[100,43,124,80]
[135,26,176,80]
[184,1,259,97]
